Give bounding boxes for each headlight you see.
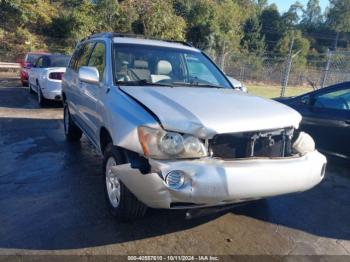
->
[292,132,315,155]
[138,126,207,159]
[159,132,184,155]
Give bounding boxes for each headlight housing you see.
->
[292,131,315,155]
[138,126,207,159]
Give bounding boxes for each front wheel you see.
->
[63,104,82,141]
[103,144,147,221]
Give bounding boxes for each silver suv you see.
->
[62,33,326,220]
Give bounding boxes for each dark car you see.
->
[18,51,49,86]
[276,82,350,160]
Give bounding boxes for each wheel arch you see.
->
[100,126,113,154]
[100,126,150,174]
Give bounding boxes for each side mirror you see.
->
[78,66,100,84]
[300,95,312,106]
[227,76,248,92]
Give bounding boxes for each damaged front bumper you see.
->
[112,151,327,209]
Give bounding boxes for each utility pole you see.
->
[280,36,294,97]
[321,49,332,88]
[333,31,339,51]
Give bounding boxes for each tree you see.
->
[94,0,120,32]
[257,0,268,12]
[327,0,350,32]
[260,4,285,51]
[0,0,56,33]
[185,0,217,49]
[282,1,304,27]
[48,0,95,43]
[241,15,266,55]
[213,0,245,70]
[301,0,323,27]
[275,30,310,67]
[129,0,186,40]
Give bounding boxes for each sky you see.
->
[269,0,329,13]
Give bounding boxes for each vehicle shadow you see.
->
[230,161,350,241]
[0,81,62,109]
[0,116,349,251]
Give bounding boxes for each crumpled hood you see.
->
[120,86,302,138]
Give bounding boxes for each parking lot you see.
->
[0,77,350,256]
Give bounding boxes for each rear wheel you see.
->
[37,85,46,106]
[103,143,147,221]
[63,104,82,141]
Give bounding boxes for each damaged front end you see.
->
[111,127,326,210]
[209,127,295,159]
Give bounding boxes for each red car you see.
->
[18,51,49,86]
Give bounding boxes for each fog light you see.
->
[293,132,315,155]
[165,170,185,189]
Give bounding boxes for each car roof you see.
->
[27,51,49,55]
[44,54,70,57]
[112,37,200,52]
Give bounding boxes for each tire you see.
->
[29,83,34,94]
[37,85,46,106]
[63,104,82,141]
[103,143,147,221]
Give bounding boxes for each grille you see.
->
[209,128,294,159]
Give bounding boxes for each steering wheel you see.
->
[339,97,350,110]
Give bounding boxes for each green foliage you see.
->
[213,0,245,69]
[241,15,266,55]
[0,0,56,33]
[185,0,217,49]
[260,4,285,51]
[301,0,323,27]
[0,0,349,71]
[275,30,310,68]
[129,0,186,40]
[94,0,120,32]
[282,1,304,26]
[327,0,350,32]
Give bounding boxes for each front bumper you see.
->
[112,151,326,209]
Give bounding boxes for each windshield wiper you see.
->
[170,81,224,89]
[116,79,172,87]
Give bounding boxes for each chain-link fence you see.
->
[223,49,350,96]
[322,50,350,87]
[223,52,329,88]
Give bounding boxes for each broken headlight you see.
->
[138,126,207,159]
[292,131,315,155]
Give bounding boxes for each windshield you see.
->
[49,55,70,67]
[113,44,231,88]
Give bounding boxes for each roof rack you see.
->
[82,32,193,47]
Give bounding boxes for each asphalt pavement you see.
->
[0,78,350,256]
